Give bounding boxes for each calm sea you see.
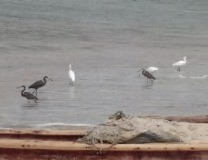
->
[0,0,208,128]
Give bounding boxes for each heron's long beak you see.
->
[137,68,143,74]
[137,68,144,76]
[17,86,22,89]
[49,78,53,82]
[137,68,143,72]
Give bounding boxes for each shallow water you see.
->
[0,0,208,128]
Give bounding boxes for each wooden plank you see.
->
[0,129,87,136]
[144,115,208,123]
[0,139,207,152]
[164,115,208,123]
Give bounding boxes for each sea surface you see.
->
[0,0,208,128]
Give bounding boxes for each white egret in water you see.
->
[68,64,75,85]
[146,66,159,73]
[172,56,187,72]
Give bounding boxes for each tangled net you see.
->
[78,111,134,145]
[78,111,182,146]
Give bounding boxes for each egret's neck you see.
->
[183,57,187,62]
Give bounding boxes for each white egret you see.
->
[172,56,187,72]
[68,64,75,85]
[146,66,159,73]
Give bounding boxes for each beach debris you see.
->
[78,111,184,145]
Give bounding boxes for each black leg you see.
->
[70,81,73,86]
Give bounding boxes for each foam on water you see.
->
[33,123,94,129]
[190,75,208,79]
[179,74,208,79]
[34,123,94,127]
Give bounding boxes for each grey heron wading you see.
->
[138,68,156,85]
[28,76,52,96]
[18,85,38,103]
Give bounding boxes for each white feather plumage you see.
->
[172,56,187,67]
[146,66,159,73]
[68,65,75,85]
[172,56,187,71]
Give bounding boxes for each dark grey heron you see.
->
[138,68,156,85]
[17,85,38,103]
[28,76,52,95]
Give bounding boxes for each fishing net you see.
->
[78,111,181,145]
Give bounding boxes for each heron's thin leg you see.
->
[35,90,37,96]
[32,90,36,94]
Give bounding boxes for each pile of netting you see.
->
[77,111,208,145]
